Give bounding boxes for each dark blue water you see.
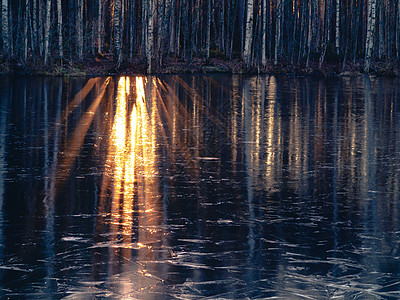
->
[0,75,400,299]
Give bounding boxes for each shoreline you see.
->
[2,56,400,77]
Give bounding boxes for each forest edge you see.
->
[2,55,399,77]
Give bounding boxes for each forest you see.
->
[0,0,399,75]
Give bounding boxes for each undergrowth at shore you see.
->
[1,55,399,77]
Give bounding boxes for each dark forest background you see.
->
[0,0,397,74]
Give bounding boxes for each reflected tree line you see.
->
[1,0,399,71]
[0,75,400,296]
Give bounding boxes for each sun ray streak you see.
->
[55,77,110,188]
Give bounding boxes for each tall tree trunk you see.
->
[261,0,267,67]
[2,0,9,55]
[219,0,225,53]
[306,0,314,67]
[44,0,51,64]
[77,0,83,60]
[38,0,44,56]
[98,0,103,54]
[378,0,384,59]
[24,0,29,61]
[274,0,282,65]
[157,0,164,68]
[114,0,122,65]
[32,0,38,55]
[206,0,211,59]
[365,0,377,72]
[397,0,400,57]
[129,0,134,58]
[335,0,340,53]
[243,0,254,66]
[319,0,332,68]
[147,0,155,72]
[57,0,63,59]
[167,0,175,55]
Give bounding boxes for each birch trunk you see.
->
[77,0,83,60]
[157,0,164,67]
[206,0,211,59]
[114,0,122,65]
[98,0,103,53]
[44,0,51,64]
[129,0,134,58]
[2,0,9,55]
[319,0,332,68]
[168,0,175,54]
[32,0,37,54]
[397,0,400,57]
[306,0,313,67]
[57,0,63,58]
[219,0,225,53]
[24,0,28,61]
[335,0,340,53]
[147,0,155,73]
[378,1,384,59]
[365,0,377,72]
[261,0,267,67]
[243,0,254,66]
[274,0,282,65]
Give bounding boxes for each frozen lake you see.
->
[0,75,400,299]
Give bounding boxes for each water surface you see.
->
[0,75,400,299]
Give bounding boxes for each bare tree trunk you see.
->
[261,0,267,67]
[2,0,9,55]
[306,0,314,68]
[77,0,83,60]
[243,0,254,66]
[335,0,340,53]
[397,0,400,57]
[206,0,211,59]
[168,0,175,54]
[147,0,155,72]
[274,0,282,65]
[32,0,38,55]
[219,0,225,53]
[297,0,306,64]
[378,0,384,59]
[97,0,103,54]
[57,0,63,59]
[157,0,164,68]
[44,0,51,64]
[24,0,29,61]
[129,0,134,58]
[121,0,125,57]
[365,0,377,72]
[319,0,332,68]
[114,0,122,65]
